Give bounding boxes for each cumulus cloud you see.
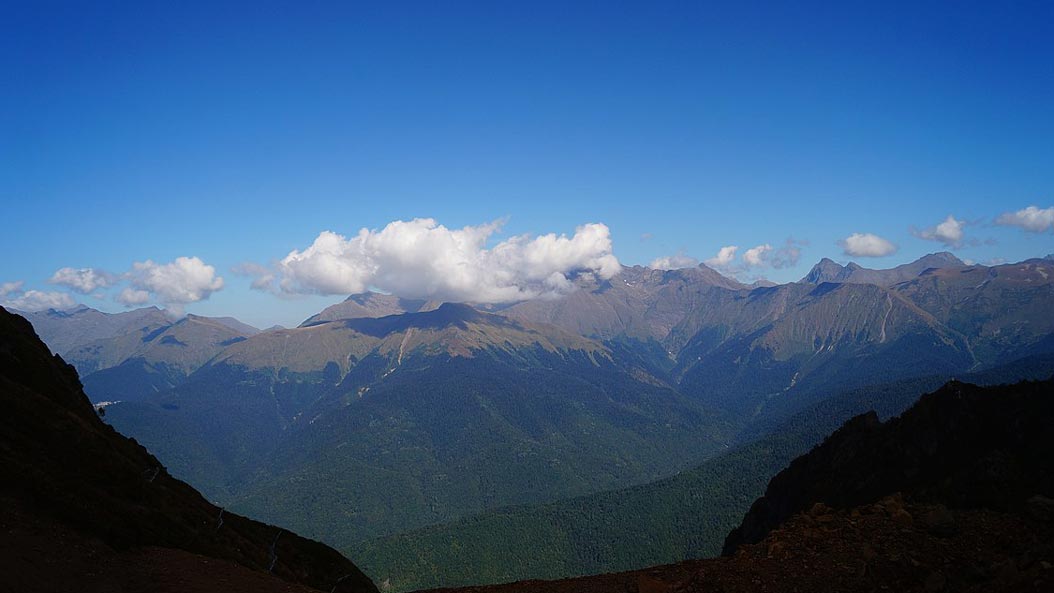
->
[839,232,898,257]
[691,239,803,279]
[769,238,806,269]
[649,253,700,270]
[116,287,151,306]
[0,281,24,297]
[996,205,1054,233]
[252,219,620,303]
[2,289,77,312]
[0,280,78,311]
[912,215,966,248]
[122,256,224,309]
[704,246,738,269]
[48,267,117,294]
[232,262,276,291]
[742,244,773,267]
[738,239,804,270]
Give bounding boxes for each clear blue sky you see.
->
[3,1,1053,328]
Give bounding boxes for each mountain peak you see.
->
[916,251,965,266]
[802,252,966,286]
[803,258,849,284]
[302,292,427,326]
[182,313,260,335]
[342,302,494,337]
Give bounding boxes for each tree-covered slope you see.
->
[348,355,1054,592]
[106,304,732,549]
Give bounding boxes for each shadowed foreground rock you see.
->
[0,306,378,593]
[724,378,1054,553]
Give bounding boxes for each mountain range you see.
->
[800,251,966,285]
[17,253,1054,589]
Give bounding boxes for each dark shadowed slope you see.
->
[0,306,377,593]
[349,354,1054,591]
[422,377,1054,593]
[723,377,1054,553]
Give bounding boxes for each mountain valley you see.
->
[15,254,1054,590]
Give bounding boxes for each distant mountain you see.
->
[106,303,731,548]
[0,306,376,593]
[204,313,262,336]
[67,313,256,376]
[893,258,1054,364]
[502,264,746,343]
[801,252,965,285]
[19,306,260,402]
[306,265,746,344]
[15,304,171,357]
[670,258,1054,417]
[72,313,258,402]
[670,280,973,415]
[301,292,430,326]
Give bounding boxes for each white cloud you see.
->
[2,290,77,312]
[649,253,700,270]
[996,205,1054,233]
[839,232,898,257]
[232,262,276,291]
[116,287,151,306]
[769,238,805,269]
[704,246,738,269]
[48,267,117,293]
[124,256,224,307]
[913,215,966,248]
[256,219,621,303]
[696,239,802,277]
[0,281,24,297]
[742,244,773,267]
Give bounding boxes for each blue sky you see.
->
[2,1,1053,328]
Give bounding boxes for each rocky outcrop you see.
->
[0,306,377,593]
[722,378,1054,554]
